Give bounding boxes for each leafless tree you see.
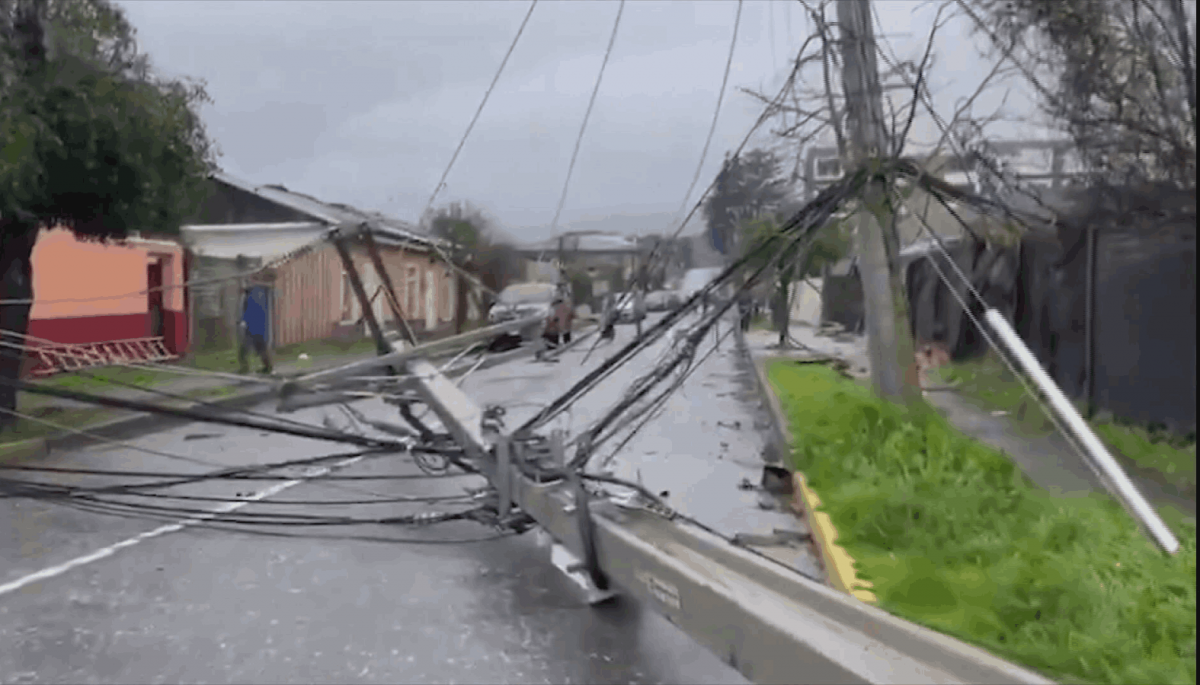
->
[960,0,1197,189]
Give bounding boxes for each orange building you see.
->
[27,227,189,362]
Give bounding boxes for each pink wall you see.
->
[29,227,187,349]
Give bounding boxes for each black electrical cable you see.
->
[590,31,813,365]
[421,0,539,216]
[548,0,626,235]
[48,492,496,535]
[551,174,854,476]
[47,364,330,434]
[0,445,472,496]
[0,376,408,450]
[28,489,489,527]
[519,168,866,441]
[593,321,739,461]
[36,489,476,507]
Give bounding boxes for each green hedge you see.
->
[767,361,1196,685]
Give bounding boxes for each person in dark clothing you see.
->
[599,295,617,342]
[738,289,753,332]
[238,283,273,374]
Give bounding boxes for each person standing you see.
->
[556,296,575,345]
[633,289,646,338]
[238,280,273,375]
[738,288,753,332]
[599,294,617,342]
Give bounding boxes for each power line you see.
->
[409,1,540,300]
[673,0,743,230]
[419,0,539,220]
[548,0,627,237]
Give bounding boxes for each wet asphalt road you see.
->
[0,313,815,684]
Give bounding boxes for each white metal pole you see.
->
[984,309,1180,554]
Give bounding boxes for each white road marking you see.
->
[0,456,364,598]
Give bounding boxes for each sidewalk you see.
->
[743,322,1196,520]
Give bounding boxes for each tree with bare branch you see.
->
[963,0,1197,189]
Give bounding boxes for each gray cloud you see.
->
[119,0,1045,245]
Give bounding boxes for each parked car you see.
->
[645,290,682,312]
[614,292,647,323]
[488,282,557,325]
[486,282,558,350]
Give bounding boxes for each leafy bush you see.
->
[768,361,1196,685]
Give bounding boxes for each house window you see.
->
[341,272,356,323]
[406,265,419,319]
[441,273,453,322]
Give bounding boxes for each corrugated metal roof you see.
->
[211,171,433,246]
[179,222,332,261]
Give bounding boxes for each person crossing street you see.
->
[238,276,274,375]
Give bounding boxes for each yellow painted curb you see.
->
[793,472,877,604]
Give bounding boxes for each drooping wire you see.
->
[0,375,407,450]
[587,22,805,366]
[576,223,821,465]
[420,0,539,218]
[548,0,626,237]
[519,168,866,441]
[888,181,1097,476]
[0,405,226,468]
[594,319,739,470]
[0,340,329,435]
[672,0,744,248]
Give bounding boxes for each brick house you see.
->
[181,172,464,351]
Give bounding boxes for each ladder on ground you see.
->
[28,337,177,377]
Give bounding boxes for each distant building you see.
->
[802,139,1086,249]
[516,231,641,307]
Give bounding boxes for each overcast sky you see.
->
[118,0,1049,244]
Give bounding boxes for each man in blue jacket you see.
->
[238,281,273,375]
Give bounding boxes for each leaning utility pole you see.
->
[836,0,920,403]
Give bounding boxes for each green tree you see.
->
[741,208,851,347]
[0,0,216,427]
[423,200,521,329]
[703,148,790,257]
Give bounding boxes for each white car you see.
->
[614,293,647,323]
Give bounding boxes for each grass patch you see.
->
[768,360,1196,685]
[36,365,181,395]
[189,337,379,373]
[939,354,1196,496]
[0,384,251,445]
[750,314,773,332]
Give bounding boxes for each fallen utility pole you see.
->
[837,0,920,403]
[292,230,1055,684]
[358,225,419,348]
[394,353,1054,685]
[332,233,394,359]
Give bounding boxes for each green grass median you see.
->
[767,360,1196,685]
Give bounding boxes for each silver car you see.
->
[488,282,557,324]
